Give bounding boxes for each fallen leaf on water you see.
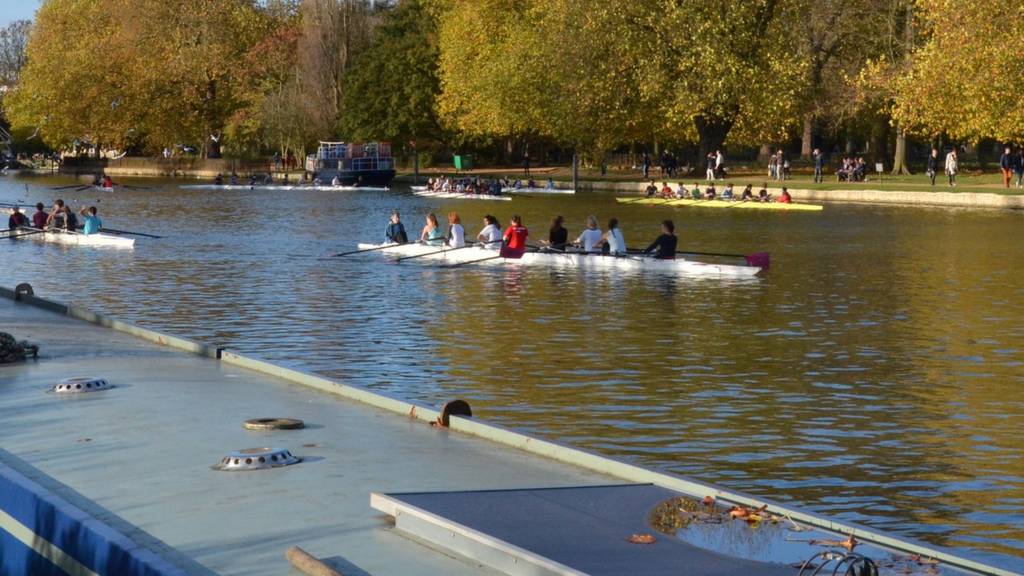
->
[627,533,656,544]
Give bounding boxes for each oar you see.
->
[51,184,84,190]
[396,243,480,262]
[4,228,47,239]
[100,227,162,239]
[332,243,403,257]
[446,254,507,268]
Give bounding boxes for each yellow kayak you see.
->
[616,197,824,211]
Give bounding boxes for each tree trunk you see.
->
[891,127,911,175]
[800,113,814,158]
[694,114,734,168]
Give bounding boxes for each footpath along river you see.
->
[1,176,1022,572]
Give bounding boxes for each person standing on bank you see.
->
[999,146,1014,189]
[926,148,939,186]
[1015,149,1024,189]
[812,149,824,183]
[944,148,959,187]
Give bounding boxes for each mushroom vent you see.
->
[54,377,111,394]
[215,447,300,471]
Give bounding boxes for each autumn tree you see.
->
[890,0,1024,145]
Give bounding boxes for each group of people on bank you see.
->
[644,181,792,203]
[6,200,102,234]
[384,211,680,259]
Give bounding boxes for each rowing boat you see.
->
[355,242,762,277]
[94,186,115,192]
[4,228,135,248]
[179,184,390,192]
[616,197,824,211]
[505,187,575,194]
[412,190,512,201]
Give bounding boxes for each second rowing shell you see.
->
[412,191,511,201]
[355,242,762,277]
[617,197,824,211]
[179,184,390,192]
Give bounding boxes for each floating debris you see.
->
[214,447,300,471]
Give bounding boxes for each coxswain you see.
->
[476,215,502,249]
[101,175,113,188]
[543,215,568,250]
[420,213,444,245]
[574,215,603,253]
[385,210,408,244]
[501,215,528,257]
[740,184,754,200]
[644,180,658,197]
[214,173,224,185]
[79,206,102,235]
[595,217,627,255]
[249,174,258,186]
[8,206,28,230]
[778,188,792,204]
[643,220,678,260]
[31,203,48,229]
[446,212,465,248]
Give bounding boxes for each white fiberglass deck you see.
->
[0,295,609,575]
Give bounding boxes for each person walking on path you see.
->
[1014,149,1024,189]
[714,150,725,179]
[705,152,716,181]
[641,153,650,179]
[926,148,939,186]
[944,148,958,187]
[776,150,786,181]
[812,149,824,183]
[768,152,777,181]
[522,152,531,178]
[999,146,1014,188]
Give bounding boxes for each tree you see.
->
[297,0,382,137]
[890,0,1024,145]
[653,0,809,162]
[0,20,31,87]
[338,0,446,147]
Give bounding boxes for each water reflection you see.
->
[1,176,1022,571]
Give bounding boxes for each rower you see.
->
[446,212,465,248]
[91,174,102,186]
[690,183,702,199]
[546,178,555,190]
[675,183,687,199]
[542,215,568,250]
[331,175,340,186]
[705,183,717,200]
[660,182,673,198]
[79,206,102,235]
[476,215,502,249]
[758,184,771,202]
[722,183,734,200]
[595,218,627,255]
[574,215,603,253]
[46,200,68,230]
[501,215,528,257]
[741,184,754,200]
[778,188,792,204]
[214,173,224,185]
[31,203,48,229]
[642,220,678,260]
[230,173,239,185]
[385,210,408,244]
[101,175,113,188]
[8,205,28,230]
[644,180,658,197]
[420,213,444,245]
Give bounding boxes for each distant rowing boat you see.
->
[356,242,763,277]
[412,190,512,201]
[4,228,135,248]
[179,184,390,192]
[617,197,824,211]
[411,185,574,195]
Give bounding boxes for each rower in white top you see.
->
[476,215,502,249]
[593,218,626,255]
[574,215,603,253]
[446,212,465,248]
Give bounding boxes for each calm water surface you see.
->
[2,175,1022,571]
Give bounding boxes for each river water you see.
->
[2,175,1022,572]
